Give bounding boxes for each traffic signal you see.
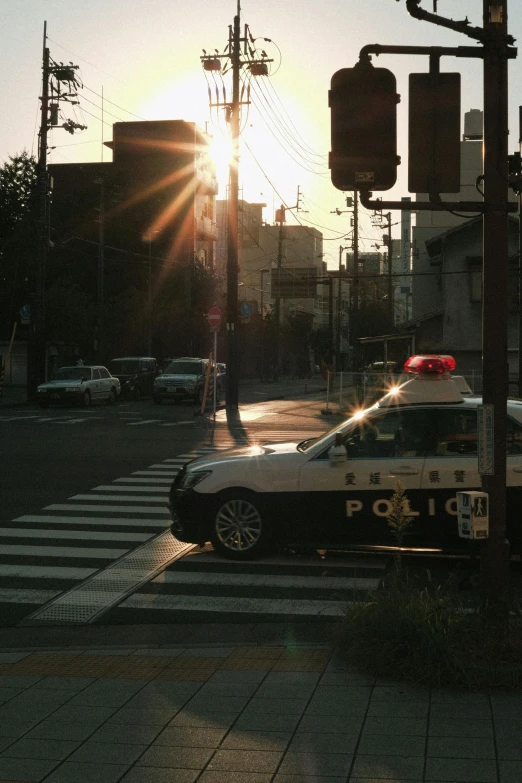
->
[408,72,461,194]
[329,60,400,192]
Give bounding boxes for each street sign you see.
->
[478,404,494,475]
[240,301,253,317]
[20,304,31,324]
[207,305,222,330]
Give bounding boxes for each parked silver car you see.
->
[36,366,120,408]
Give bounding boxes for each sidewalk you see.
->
[0,385,27,408]
[0,634,519,783]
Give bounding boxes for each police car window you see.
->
[507,417,522,454]
[433,409,477,456]
[99,368,109,378]
[92,368,101,380]
[327,409,432,459]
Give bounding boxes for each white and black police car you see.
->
[169,355,522,560]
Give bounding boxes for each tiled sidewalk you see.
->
[0,643,521,782]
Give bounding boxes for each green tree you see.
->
[0,152,38,339]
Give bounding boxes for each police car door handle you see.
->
[390,466,419,476]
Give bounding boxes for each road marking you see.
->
[94,485,170,493]
[128,419,162,425]
[152,571,380,591]
[160,421,195,426]
[14,515,168,528]
[114,477,173,484]
[0,415,41,421]
[0,527,151,542]
[69,494,167,503]
[0,588,61,604]
[2,545,129,559]
[131,471,178,477]
[0,565,97,579]
[53,418,90,424]
[43,503,170,514]
[120,593,348,617]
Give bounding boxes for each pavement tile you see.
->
[430,691,490,706]
[49,704,120,724]
[235,713,302,733]
[0,676,43,689]
[494,719,522,738]
[428,718,494,738]
[226,648,283,661]
[297,714,364,734]
[351,754,425,779]
[243,697,309,714]
[107,706,179,725]
[262,672,321,686]
[136,745,214,769]
[24,722,100,742]
[499,759,522,782]
[221,731,291,752]
[371,686,430,701]
[80,648,136,656]
[219,660,272,672]
[67,741,148,765]
[287,732,357,755]
[208,670,267,684]
[195,683,259,699]
[152,726,227,747]
[184,695,251,712]
[427,736,496,759]
[253,684,316,700]
[496,736,522,759]
[168,711,238,730]
[356,734,425,757]
[318,673,375,686]
[128,648,183,658]
[119,768,199,783]
[429,703,492,720]
[0,653,32,664]
[424,757,498,781]
[43,761,129,783]
[206,749,283,773]
[0,721,42,737]
[0,687,24,704]
[0,756,59,781]
[180,648,235,658]
[277,752,353,776]
[362,717,427,736]
[305,698,367,717]
[366,701,429,718]
[65,681,148,707]
[0,736,17,752]
[87,724,163,745]
[198,773,272,783]
[274,777,346,783]
[0,737,80,760]
[31,677,95,691]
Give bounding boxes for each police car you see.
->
[169,355,522,560]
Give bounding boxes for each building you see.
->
[48,119,218,363]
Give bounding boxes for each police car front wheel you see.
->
[211,492,268,560]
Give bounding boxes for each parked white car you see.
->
[36,366,120,408]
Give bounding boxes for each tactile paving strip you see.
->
[21,531,194,625]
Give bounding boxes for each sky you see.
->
[3,0,522,271]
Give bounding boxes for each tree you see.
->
[0,152,38,339]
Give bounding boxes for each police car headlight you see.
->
[180,470,212,489]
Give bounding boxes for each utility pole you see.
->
[273,190,302,378]
[336,245,350,371]
[201,3,272,408]
[373,210,394,330]
[94,178,105,360]
[332,192,359,369]
[517,107,522,398]
[480,0,510,611]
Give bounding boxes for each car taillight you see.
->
[403,354,456,375]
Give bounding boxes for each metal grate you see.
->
[21,532,194,625]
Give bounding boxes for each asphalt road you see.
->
[0,395,341,628]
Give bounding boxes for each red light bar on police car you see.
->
[403,354,456,374]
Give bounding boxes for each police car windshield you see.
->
[298,406,378,451]
[52,367,92,381]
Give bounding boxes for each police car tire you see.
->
[211,490,269,560]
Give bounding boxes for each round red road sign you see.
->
[207,305,222,328]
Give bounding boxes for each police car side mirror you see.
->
[328,443,348,465]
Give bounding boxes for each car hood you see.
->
[187,441,299,471]
[38,379,85,389]
[159,373,200,382]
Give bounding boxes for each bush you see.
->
[337,571,522,690]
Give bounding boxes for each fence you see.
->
[322,370,522,414]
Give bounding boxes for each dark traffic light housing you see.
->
[329,60,400,192]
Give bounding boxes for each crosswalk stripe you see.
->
[128,419,162,425]
[0,588,61,604]
[152,571,380,591]
[0,565,97,579]
[69,494,168,502]
[94,485,170,493]
[131,471,178,477]
[2,545,129,559]
[120,592,348,617]
[0,528,151,542]
[114,477,173,484]
[43,504,169,514]
[14,515,168,528]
